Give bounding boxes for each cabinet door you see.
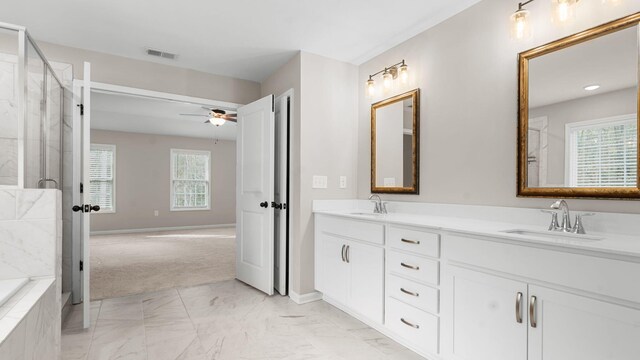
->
[528,285,640,360]
[347,241,384,324]
[319,234,349,304]
[446,266,528,360]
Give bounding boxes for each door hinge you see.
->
[80,182,84,193]
[77,103,84,116]
[79,260,84,271]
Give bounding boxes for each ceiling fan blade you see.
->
[180,113,208,117]
[220,114,237,120]
[204,119,211,124]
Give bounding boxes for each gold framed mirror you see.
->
[518,13,640,199]
[371,89,419,194]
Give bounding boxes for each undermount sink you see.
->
[501,229,604,241]
[349,212,384,217]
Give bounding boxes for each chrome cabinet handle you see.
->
[515,292,523,324]
[400,288,419,297]
[345,245,350,263]
[400,318,420,329]
[341,245,346,262]
[401,238,421,245]
[400,262,420,270]
[529,296,537,328]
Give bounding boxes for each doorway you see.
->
[71,78,292,327]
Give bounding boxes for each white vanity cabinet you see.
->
[385,225,441,356]
[314,215,385,324]
[442,234,640,360]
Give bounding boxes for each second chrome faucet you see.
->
[544,200,594,234]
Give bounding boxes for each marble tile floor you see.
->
[61,279,425,360]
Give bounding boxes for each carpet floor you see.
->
[90,227,236,300]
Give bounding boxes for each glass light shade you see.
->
[209,117,226,126]
[553,0,579,24]
[511,9,531,40]
[399,64,409,84]
[366,78,376,97]
[382,71,393,89]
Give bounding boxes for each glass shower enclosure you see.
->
[0,22,64,189]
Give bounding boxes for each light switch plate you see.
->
[339,176,347,189]
[312,175,328,189]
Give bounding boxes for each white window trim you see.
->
[90,143,116,214]
[170,148,212,212]
[565,113,637,187]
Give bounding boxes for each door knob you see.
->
[72,205,83,212]
[259,201,269,208]
[91,205,101,212]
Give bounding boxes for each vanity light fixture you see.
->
[365,60,409,97]
[584,84,600,91]
[511,1,533,40]
[553,0,580,24]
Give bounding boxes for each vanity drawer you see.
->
[386,297,439,355]
[388,226,440,258]
[387,274,439,314]
[316,214,384,245]
[388,250,439,286]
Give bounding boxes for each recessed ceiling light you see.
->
[584,85,600,91]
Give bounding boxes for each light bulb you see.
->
[366,78,375,97]
[553,0,579,24]
[511,9,531,40]
[209,117,226,126]
[382,70,393,89]
[399,64,409,84]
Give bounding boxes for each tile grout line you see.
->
[84,300,103,360]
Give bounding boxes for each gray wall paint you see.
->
[530,87,637,185]
[90,130,236,232]
[357,0,640,214]
[261,52,359,295]
[37,41,261,105]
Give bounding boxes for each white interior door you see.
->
[236,94,275,295]
[80,62,92,328]
[274,93,289,295]
[72,62,94,328]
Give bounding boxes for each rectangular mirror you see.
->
[518,13,640,199]
[371,89,419,194]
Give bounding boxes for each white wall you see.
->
[357,0,640,214]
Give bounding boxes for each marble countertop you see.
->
[314,209,640,260]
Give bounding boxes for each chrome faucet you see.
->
[368,194,387,214]
[550,200,572,232]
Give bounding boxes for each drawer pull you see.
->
[400,262,420,270]
[400,288,419,297]
[400,318,420,329]
[341,245,346,262]
[401,238,421,245]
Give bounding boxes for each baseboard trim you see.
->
[90,223,236,236]
[289,290,323,304]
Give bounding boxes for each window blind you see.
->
[569,118,637,187]
[171,150,210,209]
[90,145,115,211]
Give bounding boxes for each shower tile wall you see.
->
[25,42,44,189]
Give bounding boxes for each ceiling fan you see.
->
[180,107,237,126]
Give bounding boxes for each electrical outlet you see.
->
[339,176,347,189]
[312,175,328,189]
[154,210,159,217]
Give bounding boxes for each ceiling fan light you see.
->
[209,117,226,126]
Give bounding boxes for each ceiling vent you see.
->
[145,48,177,60]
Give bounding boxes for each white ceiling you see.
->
[529,25,638,109]
[1,0,480,82]
[92,91,237,140]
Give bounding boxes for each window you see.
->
[170,149,211,210]
[89,144,116,213]
[567,115,637,187]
